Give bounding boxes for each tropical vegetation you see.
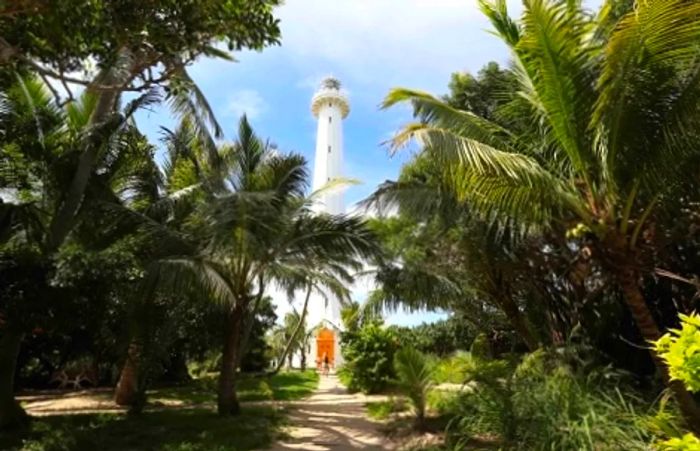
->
[359,0,700,447]
[3,0,700,449]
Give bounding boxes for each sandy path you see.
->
[266,374,387,451]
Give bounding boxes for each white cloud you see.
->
[224,89,267,120]
[276,0,515,90]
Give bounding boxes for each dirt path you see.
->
[266,374,387,450]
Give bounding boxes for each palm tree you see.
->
[149,116,378,415]
[0,76,163,427]
[382,0,700,430]
[0,66,221,426]
[272,261,357,374]
[394,347,434,429]
[272,311,306,370]
[365,157,540,351]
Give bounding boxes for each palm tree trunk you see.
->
[218,306,243,416]
[494,293,539,352]
[0,327,28,430]
[46,58,133,252]
[236,291,264,368]
[114,340,141,406]
[273,286,312,374]
[616,264,700,435]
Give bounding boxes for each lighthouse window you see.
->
[329,116,332,123]
[328,145,331,153]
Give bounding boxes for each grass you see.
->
[366,398,408,420]
[0,407,284,451]
[150,370,319,405]
[3,370,319,451]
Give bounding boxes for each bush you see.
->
[469,333,492,360]
[394,347,434,427]
[390,316,477,357]
[655,312,700,393]
[658,433,700,451]
[340,322,399,394]
[653,312,700,448]
[444,349,654,450]
[433,351,474,384]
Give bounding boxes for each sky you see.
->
[134,0,601,327]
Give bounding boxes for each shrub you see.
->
[655,312,700,393]
[653,312,700,448]
[390,316,477,357]
[444,349,654,450]
[469,333,492,360]
[394,347,434,427]
[433,351,474,384]
[658,433,700,451]
[340,322,399,394]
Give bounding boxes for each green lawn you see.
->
[150,370,319,404]
[2,370,319,451]
[1,407,283,451]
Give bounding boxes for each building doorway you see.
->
[316,327,335,370]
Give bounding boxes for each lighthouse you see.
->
[305,77,350,369]
[310,77,349,214]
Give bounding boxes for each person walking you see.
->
[322,352,330,376]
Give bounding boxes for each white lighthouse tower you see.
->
[305,77,350,369]
[311,77,350,214]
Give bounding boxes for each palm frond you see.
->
[382,88,518,152]
[594,0,700,191]
[478,0,521,47]
[516,0,598,177]
[166,68,223,169]
[143,256,237,307]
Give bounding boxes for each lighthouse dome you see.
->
[311,77,350,118]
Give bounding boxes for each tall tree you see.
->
[0,77,161,427]
[382,0,700,431]
[148,116,378,415]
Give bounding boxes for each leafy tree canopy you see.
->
[0,0,281,91]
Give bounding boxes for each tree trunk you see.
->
[494,293,539,352]
[617,264,700,435]
[46,60,131,252]
[300,345,307,371]
[0,328,28,430]
[273,286,312,374]
[237,290,264,368]
[114,340,141,406]
[218,306,243,416]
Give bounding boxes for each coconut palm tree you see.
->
[147,115,378,415]
[272,260,358,374]
[0,65,223,426]
[382,0,700,430]
[365,156,540,351]
[0,75,165,427]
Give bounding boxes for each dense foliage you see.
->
[340,320,398,394]
[3,0,700,448]
[439,350,654,450]
[0,0,378,427]
[656,313,700,393]
[368,0,700,441]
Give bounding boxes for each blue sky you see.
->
[135,0,601,326]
